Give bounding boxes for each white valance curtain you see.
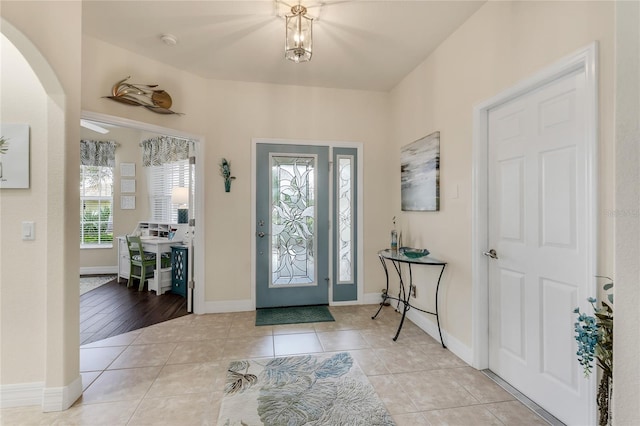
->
[80,140,116,167]
[141,136,193,167]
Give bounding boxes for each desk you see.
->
[117,236,183,295]
[372,249,447,347]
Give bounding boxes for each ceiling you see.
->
[83,1,485,92]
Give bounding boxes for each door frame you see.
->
[470,43,598,418]
[81,110,206,314]
[251,138,364,309]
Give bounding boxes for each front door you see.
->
[487,69,592,424]
[256,144,329,308]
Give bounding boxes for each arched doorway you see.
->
[1,17,82,411]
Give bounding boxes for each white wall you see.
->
[390,1,614,352]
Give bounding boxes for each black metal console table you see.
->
[372,249,447,347]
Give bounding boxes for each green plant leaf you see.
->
[315,352,353,379]
[257,379,335,425]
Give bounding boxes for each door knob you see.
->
[483,249,499,259]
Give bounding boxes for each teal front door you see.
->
[256,144,329,308]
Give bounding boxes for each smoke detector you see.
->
[160,34,178,47]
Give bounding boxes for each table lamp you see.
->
[171,187,189,224]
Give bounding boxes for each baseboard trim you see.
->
[330,300,360,306]
[363,292,385,305]
[204,299,254,313]
[42,375,83,412]
[406,309,473,366]
[0,382,44,409]
[80,266,118,275]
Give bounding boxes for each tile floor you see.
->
[0,305,549,425]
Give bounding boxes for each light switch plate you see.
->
[22,221,35,240]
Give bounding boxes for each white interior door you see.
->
[487,69,592,425]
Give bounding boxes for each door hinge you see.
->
[189,156,196,165]
[189,219,195,226]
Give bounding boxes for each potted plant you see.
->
[574,276,613,426]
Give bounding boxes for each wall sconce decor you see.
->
[219,158,236,193]
[103,76,183,115]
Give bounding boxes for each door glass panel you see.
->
[270,155,316,286]
[337,155,354,283]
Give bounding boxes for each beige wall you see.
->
[613,0,640,422]
[81,36,393,304]
[3,0,632,418]
[390,1,614,349]
[1,0,82,409]
[205,80,391,302]
[0,33,48,384]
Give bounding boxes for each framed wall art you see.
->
[0,123,30,189]
[401,131,440,211]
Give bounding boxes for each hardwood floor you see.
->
[80,278,189,345]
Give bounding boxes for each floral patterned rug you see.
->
[218,352,394,426]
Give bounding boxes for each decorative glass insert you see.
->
[270,155,317,286]
[337,155,354,283]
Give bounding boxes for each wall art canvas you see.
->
[401,131,440,211]
[0,123,30,189]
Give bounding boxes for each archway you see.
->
[1,17,81,411]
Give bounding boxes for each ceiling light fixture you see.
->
[285,4,313,63]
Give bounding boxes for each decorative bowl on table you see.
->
[399,247,430,258]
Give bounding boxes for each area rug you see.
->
[218,352,394,426]
[80,275,117,296]
[255,305,335,326]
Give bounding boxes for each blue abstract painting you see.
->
[401,131,440,211]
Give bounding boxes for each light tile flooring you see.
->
[1,305,549,425]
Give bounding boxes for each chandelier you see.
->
[285,4,313,63]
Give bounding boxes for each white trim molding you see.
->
[42,376,82,412]
[406,310,473,366]
[0,375,82,411]
[471,42,598,423]
[204,299,254,313]
[79,266,117,275]
[0,382,44,409]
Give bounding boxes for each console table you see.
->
[372,249,447,347]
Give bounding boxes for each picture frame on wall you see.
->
[0,123,30,189]
[401,131,440,211]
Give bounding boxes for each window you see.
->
[147,159,189,222]
[80,165,114,247]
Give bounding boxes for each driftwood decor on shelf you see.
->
[103,76,183,115]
